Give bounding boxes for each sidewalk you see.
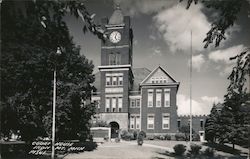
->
[64,140,173,159]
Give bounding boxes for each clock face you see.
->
[109,31,121,43]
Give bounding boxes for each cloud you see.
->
[190,54,205,72]
[120,0,177,16]
[153,3,211,52]
[208,44,246,64]
[201,96,222,106]
[208,44,246,76]
[149,35,156,40]
[177,94,211,115]
[151,46,162,56]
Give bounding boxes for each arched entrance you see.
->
[109,121,119,138]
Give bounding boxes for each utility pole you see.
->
[51,68,56,159]
[51,47,61,159]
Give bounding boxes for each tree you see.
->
[1,0,102,142]
[179,125,195,141]
[181,0,250,148]
[180,0,245,48]
[204,103,221,143]
[218,51,250,149]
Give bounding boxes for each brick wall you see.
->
[140,86,178,134]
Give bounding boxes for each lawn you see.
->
[64,140,249,159]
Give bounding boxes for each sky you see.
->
[65,0,250,115]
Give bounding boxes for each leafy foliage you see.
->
[218,49,250,147]
[205,49,249,148]
[1,0,99,142]
[189,144,202,155]
[173,144,186,156]
[179,125,195,141]
[180,0,245,48]
[205,103,221,142]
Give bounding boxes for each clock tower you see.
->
[97,4,133,131]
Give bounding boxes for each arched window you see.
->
[109,52,121,65]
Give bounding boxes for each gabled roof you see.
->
[131,68,151,91]
[140,66,179,86]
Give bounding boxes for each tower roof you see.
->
[109,4,124,25]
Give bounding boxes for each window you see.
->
[116,53,121,65]
[109,53,116,65]
[106,76,111,86]
[136,116,140,129]
[156,89,162,107]
[162,114,170,129]
[148,90,153,107]
[112,98,116,112]
[105,98,110,112]
[109,52,121,65]
[164,89,170,107]
[131,99,136,108]
[93,100,100,112]
[177,119,181,128]
[136,99,140,107]
[200,120,204,128]
[130,99,140,108]
[93,100,100,108]
[130,116,135,129]
[118,76,123,85]
[147,115,154,129]
[112,76,117,85]
[118,97,122,112]
[106,73,123,86]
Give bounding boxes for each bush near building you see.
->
[189,144,202,156]
[173,144,186,156]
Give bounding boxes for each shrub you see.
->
[115,137,120,143]
[138,131,146,138]
[120,130,134,140]
[203,147,214,157]
[173,144,186,156]
[189,144,202,155]
[137,131,145,146]
[164,134,171,140]
[193,133,200,141]
[175,133,185,141]
[154,135,161,140]
[104,135,109,141]
[128,130,139,140]
[146,135,154,140]
[159,135,165,140]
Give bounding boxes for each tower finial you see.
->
[114,0,121,10]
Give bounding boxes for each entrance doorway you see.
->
[199,131,205,142]
[109,121,119,138]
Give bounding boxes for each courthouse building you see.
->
[91,5,206,139]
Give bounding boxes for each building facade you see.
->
[91,6,206,138]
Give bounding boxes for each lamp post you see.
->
[51,47,61,159]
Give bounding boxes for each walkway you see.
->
[64,140,174,159]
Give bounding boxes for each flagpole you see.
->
[190,30,193,143]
